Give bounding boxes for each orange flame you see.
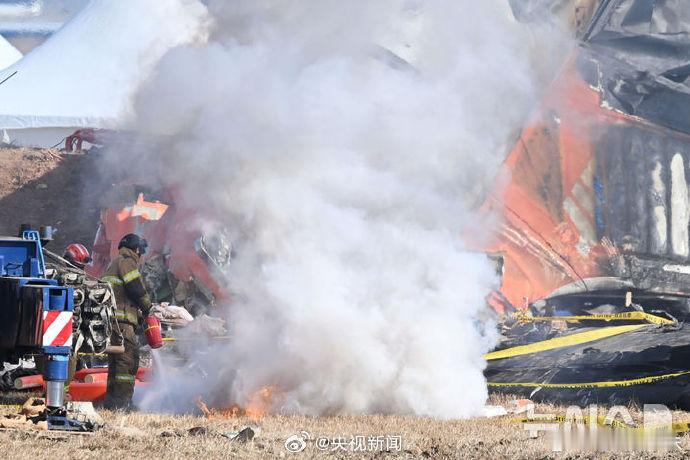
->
[244,386,275,419]
[194,386,278,419]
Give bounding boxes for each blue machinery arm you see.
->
[0,229,87,431]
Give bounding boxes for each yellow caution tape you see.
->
[488,370,690,389]
[522,311,674,325]
[520,415,633,430]
[485,324,645,361]
[519,414,690,433]
[672,422,690,433]
[162,336,231,342]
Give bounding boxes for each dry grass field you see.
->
[1,153,689,459]
[1,393,689,459]
[1,154,689,459]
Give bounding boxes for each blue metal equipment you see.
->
[0,227,87,431]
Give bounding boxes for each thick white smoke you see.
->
[130,0,570,418]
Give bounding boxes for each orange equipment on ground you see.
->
[68,380,149,403]
[14,374,44,390]
[11,367,153,403]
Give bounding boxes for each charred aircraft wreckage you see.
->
[15,0,690,409]
[481,0,690,408]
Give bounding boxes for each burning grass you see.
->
[194,386,278,420]
[0,393,689,459]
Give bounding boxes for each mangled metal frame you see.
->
[43,250,116,357]
[483,0,690,408]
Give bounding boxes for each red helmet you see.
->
[64,243,92,266]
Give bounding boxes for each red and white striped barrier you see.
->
[42,311,73,347]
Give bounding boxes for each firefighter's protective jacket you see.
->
[101,247,152,325]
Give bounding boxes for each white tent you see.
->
[0,0,208,147]
[0,34,22,71]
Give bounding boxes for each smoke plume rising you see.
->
[128,0,570,418]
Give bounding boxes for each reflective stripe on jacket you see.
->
[101,247,152,325]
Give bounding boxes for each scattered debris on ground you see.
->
[0,394,688,459]
[0,397,104,433]
[0,359,36,391]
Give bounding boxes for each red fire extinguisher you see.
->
[144,315,163,349]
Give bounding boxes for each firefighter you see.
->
[63,243,92,269]
[101,233,152,410]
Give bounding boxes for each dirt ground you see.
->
[0,147,103,249]
[0,392,688,459]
